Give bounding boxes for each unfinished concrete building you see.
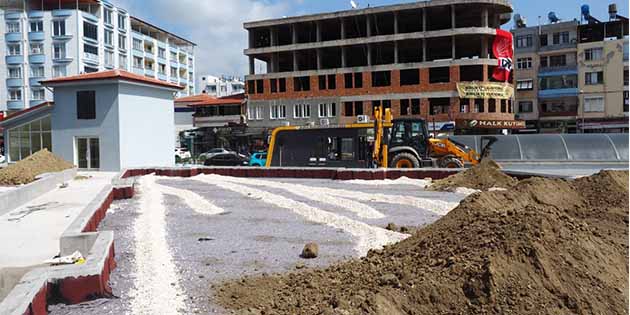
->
[244,0,515,133]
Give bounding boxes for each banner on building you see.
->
[492,29,514,82]
[456,119,526,129]
[456,82,514,99]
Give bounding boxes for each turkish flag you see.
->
[492,29,514,82]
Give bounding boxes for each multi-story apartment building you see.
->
[198,75,245,97]
[577,19,629,133]
[0,0,195,114]
[243,0,515,133]
[512,20,580,133]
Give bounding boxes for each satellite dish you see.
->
[548,11,560,23]
[350,0,358,9]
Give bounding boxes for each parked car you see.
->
[175,147,191,160]
[249,152,267,167]
[198,148,230,160]
[203,152,249,166]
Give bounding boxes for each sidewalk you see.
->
[0,172,116,269]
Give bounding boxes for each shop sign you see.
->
[456,82,514,99]
[456,119,526,129]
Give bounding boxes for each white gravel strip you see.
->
[345,176,431,188]
[200,174,384,219]
[454,187,482,195]
[154,180,224,215]
[129,174,187,315]
[193,175,408,256]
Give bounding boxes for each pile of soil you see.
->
[0,149,74,185]
[428,159,517,191]
[215,170,629,315]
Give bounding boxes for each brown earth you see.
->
[215,170,629,315]
[428,159,517,191]
[0,149,74,185]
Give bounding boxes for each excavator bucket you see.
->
[479,136,498,160]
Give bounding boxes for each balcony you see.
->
[539,105,578,117]
[5,32,22,42]
[30,99,46,107]
[83,52,99,64]
[539,88,579,98]
[194,115,242,128]
[6,55,24,65]
[4,11,22,20]
[52,9,73,17]
[158,73,167,81]
[538,42,577,53]
[81,11,99,23]
[7,100,25,110]
[132,67,144,75]
[145,69,155,77]
[28,31,45,41]
[29,54,45,64]
[180,77,188,85]
[538,65,578,76]
[28,11,44,18]
[6,78,23,87]
[29,77,44,86]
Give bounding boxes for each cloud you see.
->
[112,0,292,85]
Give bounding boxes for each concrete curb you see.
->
[0,173,135,315]
[0,168,77,216]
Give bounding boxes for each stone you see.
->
[301,242,319,259]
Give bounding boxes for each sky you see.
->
[110,0,628,82]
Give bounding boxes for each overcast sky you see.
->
[111,0,628,80]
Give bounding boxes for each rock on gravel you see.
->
[301,243,319,259]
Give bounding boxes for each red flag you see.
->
[492,29,514,82]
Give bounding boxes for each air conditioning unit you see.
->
[357,115,370,123]
[320,118,330,126]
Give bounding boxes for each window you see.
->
[318,103,336,117]
[293,104,310,118]
[158,47,166,59]
[29,20,43,32]
[429,67,450,83]
[7,116,52,162]
[474,99,484,112]
[488,99,496,112]
[256,79,264,94]
[119,54,128,69]
[9,89,22,101]
[53,65,66,77]
[625,70,629,86]
[584,96,604,112]
[84,66,98,73]
[170,67,177,77]
[540,74,577,90]
[8,43,21,56]
[585,71,604,85]
[83,22,97,40]
[30,43,43,54]
[118,34,127,50]
[518,101,533,113]
[549,55,566,67]
[515,35,533,48]
[53,43,65,59]
[344,72,363,89]
[293,76,310,91]
[133,38,143,51]
[170,51,177,61]
[53,20,66,36]
[459,99,469,113]
[371,71,391,87]
[318,74,336,90]
[552,31,569,45]
[31,88,45,100]
[118,14,126,29]
[343,102,364,117]
[516,79,533,90]
[270,105,286,119]
[6,22,20,33]
[247,106,263,120]
[84,44,98,61]
[517,57,532,69]
[584,48,603,61]
[133,56,143,68]
[77,91,96,119]
[104,30,113,46]
[278,78,286,92]
[105,50,114,67]
[400,69,420,85]
[8,67,21,78]
[429,98,450,115]
[540,34,548,47]
[30,65,44,77]
[400,99,410,115]
[624,91,629,112]
[158,63,166,74]
[104,8,112,25]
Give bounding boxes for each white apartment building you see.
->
[0,0,195,114]
[198,75,244,98]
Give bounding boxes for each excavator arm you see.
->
[428,136,497,167]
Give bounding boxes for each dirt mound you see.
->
[0,149,74,185]
[215,170,629,315]
[428,159,517,191]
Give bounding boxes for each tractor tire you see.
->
[438,156,464,168]
[390,152,420,168]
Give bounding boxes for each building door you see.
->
[76,137,100,170]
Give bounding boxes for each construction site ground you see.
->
[48,175,466,314]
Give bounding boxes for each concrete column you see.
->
[451,5,456,29]
[452,36,456,59]
[394,41,399,63]
[340,18,346,39]
[341,46,347,67]
[422,9,427,31]
[271,53,278,73]
[270,27,276,46]
[394,11,399,34]
[248,30,254,49]
[292,24,298,44]
[316,49,323,69]
[482,7,489,27]
[481,36,488,58]
[293,51,299,71]
[367,44,372,65]
[366,15,371,37]
[249,57,255,75]
[422,40,427,62]
[316,21,322,42]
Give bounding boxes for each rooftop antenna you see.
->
[350,0,358,9]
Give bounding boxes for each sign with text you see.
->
[456,82,514,99]
[456,119,526,129]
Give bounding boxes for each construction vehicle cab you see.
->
[387,118,433,168]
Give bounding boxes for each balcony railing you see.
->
[538,64,578,74]
[84,52,98,62]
